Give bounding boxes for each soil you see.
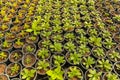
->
[5,33,16,42]
[23,54,36,67]
[9,50,23,62]
[0,63,6,74]
[26,35,38,43]
[0,75,8,80]
[6,63,21,77]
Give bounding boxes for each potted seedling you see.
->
[36,48,51,60]
[17,30,29,39]
[113,61,120,76]
[64,33,75,41]
[0,24,10,32]
[0,51,9,63]
[66,66,83,80]
[87,28,99,36]
[103,38,116,49]
[20,67,36,80]
[26,35,39,43]
[3,15,10,23]
[113,14,120,23]
[78,44,91,57]
[102,72,119,80]
[64,41,76,52]
[113,32,120,43]
[85,69,102,80]
[46,66,65,80]
[50,54,66,67]
[13,17,21,25]
[5,32,16,42]
[89,36,102,47]
[92,47,106,59]
[75,29,86,36]
[0,74,10,80]
[10,26,22,33]
[76,35,88,45]
[6,63,22,77]
[40,31,52,39]
[81,56,95,69]
[38,39,52,49]
[96,59,112,72]
[0,63,6,74]
[100,29,112,38]
[50,42,63,53]
[22,43,36,54]
[51,34,64,42]
[9,50,23,63]
[13,39,24,49]
[66,51,82,65]
[35,60,50,75]
[22,54,36,67]
[107,49,120,62]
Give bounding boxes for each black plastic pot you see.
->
[9,50,23,63]
[50,54,66,67]
[0,74,10,80]
[0,51,9,63]
[22,53,36,67]
[22,43,36,54]
[5,63,22,78]
[65,66,84,80]
[113,61,120,76]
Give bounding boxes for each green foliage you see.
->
[53,55,65,66]
[10,63,20,76]
[37,60,50,71]
[88,69,102,80]
[0,51,7,60]
[64,41,76,52]
[21,68,36,80]
[15,39,24,46]
[83,56,95,69]
[97,59,112,72]
[67,66,82,79]
[105,72,119,80]
[89,36,102,47]
[103,38,116,49]
[113,15,120,22]
[46,66,64,80]
[68,51,82,65]
[64,33,75,41]
[37,48,49,59]
[93,47,105,58]
[26,45,34,53]
[108,50,120,62]
[50,42,62,52]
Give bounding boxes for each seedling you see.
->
[67,66,83,79]
[105,72,119,80]
[93,47,105,58]
[50,42,63,52]
[97,59,112,72]
[0,51,7,60]
[53,55,65,66]
[37,48,49,59]
[87,69,102,80]
[83,56,95,69]
[46,66,64,80]
[21,68,36,80]
[64,41,76,52]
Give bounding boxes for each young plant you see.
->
[21,68,36,80]
[26,45,34,53]
[104,72,119,80]
[0,51,7,61]
[82,56,95,69]
[46,66,64,80]
[64,41,76,52]
[89,36,102,47]
[7,63,20,76]
[108,50,120,62]
[113,15,120,22]
[67,51,82,65]
[78,44,90,56]
[92,47,105,58]
[76,35,88,44]
[67,66,83,80]
[64,33,75,41]
[50,42,63,53]
[103,38,116,49]
[97,59,112,72]
[37,48,50,60]
[51,34,63,42]
[14,39,24,48]
[87,69,102,80]
[36,60,50,74]
[52,55,65,66]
